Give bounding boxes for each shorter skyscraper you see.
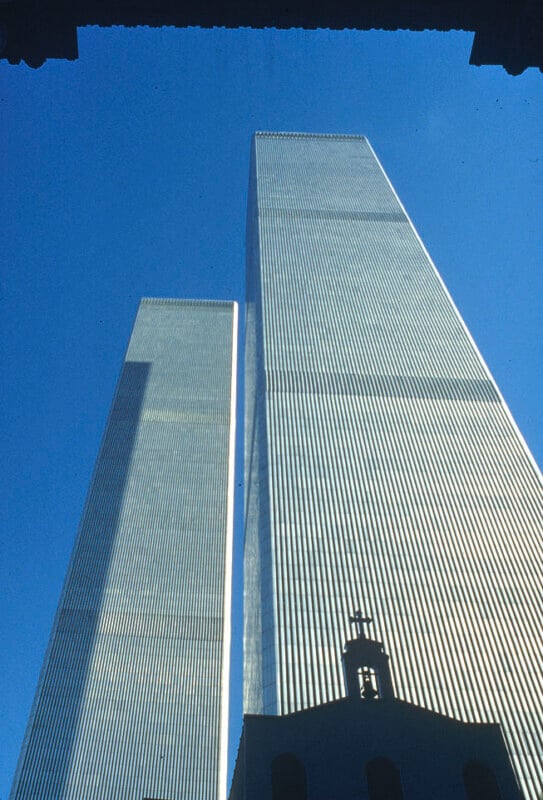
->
[10,298,238,800]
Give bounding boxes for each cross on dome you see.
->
[349,609,373,639]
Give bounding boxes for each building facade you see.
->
[230,701,522,800]
[11,298,238,800]
[232,629,522,800]
[244,132,543,798]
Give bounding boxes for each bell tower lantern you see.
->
[342,611,394,701]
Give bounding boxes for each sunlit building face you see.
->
[244,132,543,800]
[10,299,238,800]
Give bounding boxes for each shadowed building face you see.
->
[244,132,543,799]
[10,298,238,800]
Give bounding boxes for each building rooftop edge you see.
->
[139,297,236,308]
[242,697,504,729]
[254,131,367,141]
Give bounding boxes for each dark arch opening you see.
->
[463,760,502,800]
[366,757,404,800]
[271,753,307,800]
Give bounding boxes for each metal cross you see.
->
[349,609,373,639]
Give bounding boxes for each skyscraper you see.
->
[10,298,238,800]
[244,132,543,799]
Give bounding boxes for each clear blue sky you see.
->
[1,26,541,799]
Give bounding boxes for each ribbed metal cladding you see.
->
[244,132,543,799]
[11,298,238,800]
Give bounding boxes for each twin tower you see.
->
[10,134,543,800]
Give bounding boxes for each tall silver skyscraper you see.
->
[244,132,543,799]
[11,298,238,800]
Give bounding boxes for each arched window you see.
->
[366,757,404,800]
[463,760,502,800]
[271,753,307,800]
